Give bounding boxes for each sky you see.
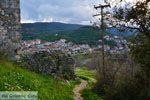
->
[21,0,102,25]
[20,0,136,25]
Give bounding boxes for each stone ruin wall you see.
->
[0,0,20,53]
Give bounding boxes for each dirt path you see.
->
[73,79,88,100]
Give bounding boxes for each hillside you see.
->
[21,22,108,45]
[21,22,81,41]
[21,22,135,45]
[62,26,106,45]
[0,60,78,100]
[22,22,82,32]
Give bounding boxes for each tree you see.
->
[93,0,150,99]
[113,0,149,35]
[111,1,150,99]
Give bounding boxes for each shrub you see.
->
[20,50,76,80]
[0,50,8,60]
[92,53,139,100]
[111,71,150,100]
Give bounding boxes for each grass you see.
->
[75,67,96,83]
[0,60,79,100]
[75,67,102,100]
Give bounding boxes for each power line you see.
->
[93,3,111,79]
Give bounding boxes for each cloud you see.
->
[20,0,101,24]
[21,0,138,24]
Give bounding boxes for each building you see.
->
[0,0,20,53]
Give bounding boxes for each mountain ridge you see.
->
[22,22,83,31]
[21,22,135,45]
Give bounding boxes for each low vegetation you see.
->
[92,1,150,100]
[0,60,79,100]
[75,67,102,100]
[20,51,75,80]
[22,26,119,46]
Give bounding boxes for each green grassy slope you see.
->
[0,60,78,100]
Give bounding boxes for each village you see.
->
[18,34,129,55]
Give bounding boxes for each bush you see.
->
[0,50,9,60]
[20,50,76,80]
[92,53,140,100]
[111,71,150,100]
[93,35,150,100]
[129,34,150,75]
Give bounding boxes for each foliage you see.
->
[73,53,97,69]
[126,1,150,36]
[93,0,150,100]
[129,34,150,74]
[92,38,149,100]
[22,24,132,46]
[0,50,9,60]
[0,60,79,100]
[75,67,96,82]
[75,67,102,100]
[82,89,102,100]
[22,26,103,46]
[22,22,82,32]
[112,33,150,100]
[113,0,150,37]
[20,51,76,80]
[111,72,150,100]
[66,26,103,45]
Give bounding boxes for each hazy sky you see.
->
[20,0,136,24]
[21,0,102,24]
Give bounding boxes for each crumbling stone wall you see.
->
[20,51,76,80]
[0,0,20,56]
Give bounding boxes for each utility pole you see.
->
[93,4,110,80]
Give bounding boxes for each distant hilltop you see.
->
[21,22,136,46]
[22,22,83,31]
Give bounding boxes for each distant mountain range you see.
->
[22,22,83,31]
[21,22,136,45]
